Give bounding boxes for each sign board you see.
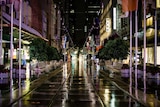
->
[106,18,111,32]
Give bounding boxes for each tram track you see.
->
[87,74,106,107]
[7,67,69,107]
[97,71,147,107]
[6,63,147,107]
[48,65,106,107]
[48,71,71,106]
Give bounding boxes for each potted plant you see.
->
[29,38,62,76]
[0,65,9,79]
[137,64,143,78]
[120,64,129,77]
[146,66,160,79]
[121,64,129,71]
[97,37,129,70]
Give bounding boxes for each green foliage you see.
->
[111,38,129,60]
[98,47,111,60]
[97,38,129,60]
[29,38,61,61]
[30,38,46,61]
[46,45,61,61]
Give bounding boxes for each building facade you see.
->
[0,0,61,65]
[61,0,101,48]
[100,0,160,65]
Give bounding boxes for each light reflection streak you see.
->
[129,72,133,107]
[23,79,30,93]
[79,54,82,76]
[18,80,22,107]
[143,78,147,103]
[0,90,1,105]
[62,62,69,107]
[135,88,138,99]
[104,89,110,104]
[62,78,68,107]
[91,60,95,81]
[71,57,76,75]
[110,93,116,107]
[129,71,132,94]
[155,90,158,107]
[10,82,14,104]
[129,97,131,107]
[26,63,30,79]
[95,63,100,78]
[63,63,68,80]
[82,58,96,107]
[88,81,96,107]
[22,79,31,105]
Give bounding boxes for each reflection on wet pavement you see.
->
[0,57,150,107]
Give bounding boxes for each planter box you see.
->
[14,69,26,79]
[15,74,26,79]
[121,69,129,74]
[137,69,143,78]
[0,72,9,79]
[121,73,129,77]
[121,69,129,77]
[147,73,160,79]
[15,68,26,74]
[147,79,157,85]
[0,79,9,84]
[156,79,160,85]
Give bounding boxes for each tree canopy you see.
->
[29,38,61,61]
[97,38,129,60]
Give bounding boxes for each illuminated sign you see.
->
[157,0,160,8]
[113,7,116,30]
[106,18,111,32]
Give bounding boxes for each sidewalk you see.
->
[0,67,62,107]
[105,65,160,107]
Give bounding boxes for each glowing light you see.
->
[106,18,111,32]
[113,7,116,30]
[104,89,110,103]
[63,63,68,79]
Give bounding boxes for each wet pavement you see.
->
[106,66,160,107]
[0,57,159,106]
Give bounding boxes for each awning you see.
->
[2,12,48,42]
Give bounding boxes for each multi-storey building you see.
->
[0,0,61,65]
[61,0,101,48]
[100,0,160,65]
[100,0,118,45]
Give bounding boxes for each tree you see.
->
[97,47,111,60]
[113,38,129,60]
[46,45,61,61]
[29,38,48,61]
[97,38,129,60]
[29,38,61,61]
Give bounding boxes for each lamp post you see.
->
[18,0,22,85]
[10,1,14,87]
[62,35,67,62]
[90,34,95,79]
[0,6,3,65]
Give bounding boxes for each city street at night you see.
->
[1,55,159,107]
[1,0,160,107]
